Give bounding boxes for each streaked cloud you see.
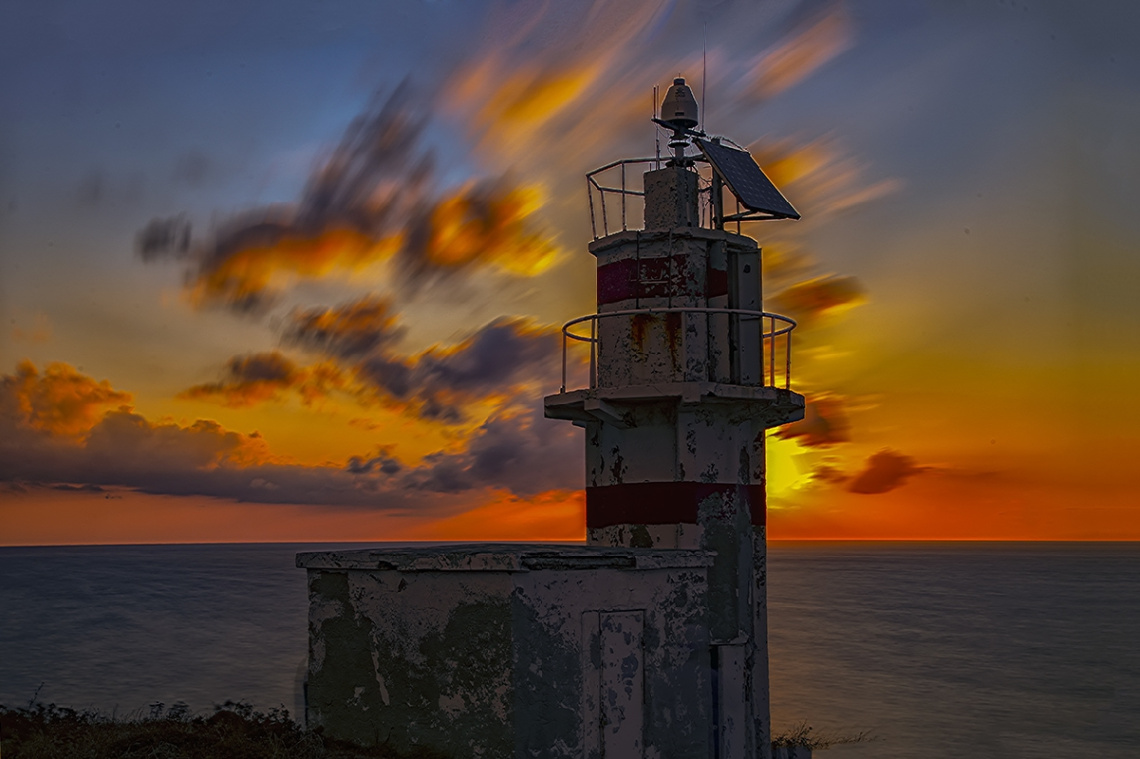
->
[767,274,866,328]
[774,395,851,447]
[280,296,405,359]
[178,352,347,408]
[138,84,561,313]
[848,448,925,494]
[746,5,853,99]
[353,317,563,420]
[750,138,903,218]
[188,297,570,424]
[400,402,580,496]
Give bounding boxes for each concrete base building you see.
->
[298,545,713,758]
[299,78,805,759]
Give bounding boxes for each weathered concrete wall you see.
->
[590,227,761,390]
[644,166,699,231]
[298,545,713,759]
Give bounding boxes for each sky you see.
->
[2,0,1139,545]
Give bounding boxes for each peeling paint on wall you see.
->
[298,546,712,759]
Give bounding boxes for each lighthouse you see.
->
[297,77,805,759]
[545,77,805,757]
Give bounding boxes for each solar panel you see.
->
[696,138,800,220]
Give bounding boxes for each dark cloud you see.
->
[401,402,581,496]
[767,274,865,328]
[354,317,563,422]
[179,351,298,407]
[775,395,850,446]
[181,309,564,423]
[346,451,403,476]
[178,351,345,407]
[138,83,558,312]
[137,215,192,262]
[397,318,561,398]
[281,296,405,359]
[848,449,924,494]
[224,352,295,383]
[812,463,849,485]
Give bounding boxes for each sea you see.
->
[1,542,1138,758]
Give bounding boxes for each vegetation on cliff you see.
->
[0,700,446,759]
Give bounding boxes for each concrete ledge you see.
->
[545,383,805,427]
[297,543,712,572]
[588,227,758,256]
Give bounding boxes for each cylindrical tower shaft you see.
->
[546,97,803,758]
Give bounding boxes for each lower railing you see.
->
[559,307,796,392]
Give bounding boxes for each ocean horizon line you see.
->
[4,538,1140,549]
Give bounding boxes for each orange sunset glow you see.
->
[3,0,1139,545]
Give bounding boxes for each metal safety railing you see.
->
[586,158,725,239]
[586,158,656,239]
[559,307,796,392]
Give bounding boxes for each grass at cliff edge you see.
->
[0,700,448,759]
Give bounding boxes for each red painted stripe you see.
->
[586,483,766,527]
[597,258,638,303]
[596,257,729,305]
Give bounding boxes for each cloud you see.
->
[400,402,581,496]
[437,0,892,238]
[767,274,866,328]
[848,449,925,494]
[187,303,567,424]
[137,214,192,262]
[775,395,850,446]
[346,448,403,476]
[138,84,561,313]
[746,6,853,99]
[353,317,564,422]
[178,351,347,408]
[280,296,405,359]
[0,376,284,501]
[749,136,902,222]
[811,463,849,485]
[15,414,402,508]
[2,360,132,437]
[1,361,579,508]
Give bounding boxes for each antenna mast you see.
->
[701,22,707,131]
[653,85,661,168]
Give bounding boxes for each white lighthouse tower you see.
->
[545,77,806,757]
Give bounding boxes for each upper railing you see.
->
[559,307,796,393]
[587,158,656,239]
[586,158,756,239]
